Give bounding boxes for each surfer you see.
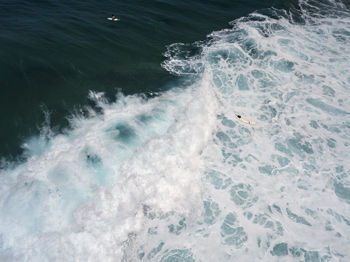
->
[107,14,119,21]
[108,14,119,21]
[236,114,256,125]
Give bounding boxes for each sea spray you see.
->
[1,0,350,261]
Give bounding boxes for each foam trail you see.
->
[1,0,350,261]
[141,0,350,261]
[0,75,219,260]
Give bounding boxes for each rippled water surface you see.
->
[1,0,350,261]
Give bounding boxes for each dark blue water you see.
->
[1,0,350,261]
[0,0,291,159]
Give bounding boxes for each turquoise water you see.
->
[1,0,350,261]
[0,0,282,158]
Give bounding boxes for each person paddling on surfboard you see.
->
[236,114,256,125]
[108,14,118,21]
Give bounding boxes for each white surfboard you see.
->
[107,18,119,21]
[236,114,256,125]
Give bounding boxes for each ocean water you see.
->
[0,0,279,158]
[1,0,350,261]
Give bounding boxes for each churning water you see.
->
[1,0,350,261]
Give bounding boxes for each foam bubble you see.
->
[1,0,350,260]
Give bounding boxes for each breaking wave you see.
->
[1,0,350,261]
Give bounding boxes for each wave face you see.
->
[1,0,350,261]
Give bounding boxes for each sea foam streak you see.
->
[0,76,218,261]
[1,0,350,261]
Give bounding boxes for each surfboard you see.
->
[107,18,119,21]
[236,114,256,125]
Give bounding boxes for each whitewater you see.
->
[1,0,350,261]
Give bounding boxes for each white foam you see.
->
[1,0,350,261]
[0,74,219,260]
